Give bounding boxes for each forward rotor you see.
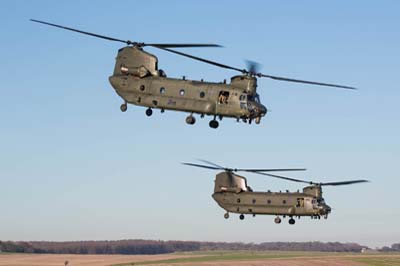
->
[253,171,369,187]
[159,47,357,90]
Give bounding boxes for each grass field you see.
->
[115,251,400,266]
[0,251,399,266]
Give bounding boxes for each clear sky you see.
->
[0,1,399,248]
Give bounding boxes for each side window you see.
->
[218,91,230,104]
[296,198,305,208]
[200,91,205,98]
[179,89,185,96]
[239,94,246,101]
[160,87,166,94]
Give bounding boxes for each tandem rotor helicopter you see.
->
[31,19,356,129]
[183,160,368,225]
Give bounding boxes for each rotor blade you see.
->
[30,19,130,44]
[252,171,311,184]
[320,180,369,186]
[237,168,306,172]
[259,73,357,90]
[197,159,225,169]
[146,44,222,48]
[182,162,223,170]
[153,46,245,73]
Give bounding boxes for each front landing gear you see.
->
[120,103,127,112]
[145,108,153,117]
[224,212,229,219]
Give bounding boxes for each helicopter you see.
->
[183,160,368,225]
[31,19,356,129]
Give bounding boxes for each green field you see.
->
[114,251,400,266]
[350,256,400,266]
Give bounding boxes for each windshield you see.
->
[247,94,260,103]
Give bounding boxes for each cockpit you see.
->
[246,93,266,118]
[312,197,331,215]
[248,93,261,104]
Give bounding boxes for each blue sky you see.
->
[0,1,399,248]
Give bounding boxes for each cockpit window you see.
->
[239,94,246,101]
[247,94,260,103]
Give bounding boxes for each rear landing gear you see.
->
[120,103,127,112]
[224,212,229,219]
[289,217,296,225]
[274,216,282,224]
[145,108,153,117]
[209,116,219,129]
[186,114,196,125]
[239,214,245,220]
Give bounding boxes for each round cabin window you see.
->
[140,85,145,91]
[160,87,166,94]
[200,91,205,98]
[267,199,271,204]
[179,89,185,96]
[282,200,287,204]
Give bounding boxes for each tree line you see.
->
[378,243,400,252]
[0,239,372,254]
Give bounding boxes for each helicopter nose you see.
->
[260,105,267,117]
[321,205,331,214]
[109,76,118,89]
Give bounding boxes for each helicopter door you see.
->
[296,198,305,208]
[218,91,230,104]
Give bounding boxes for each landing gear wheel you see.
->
[209,120,219,129]
[255,117,261,124]
[289,218,296,225]
[185,115,196,125]
[239,214,245,220]
[274,217,282,224]
[224,213,229,219]
[120,103,127,112]
[145,108,153,117]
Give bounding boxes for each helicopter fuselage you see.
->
[212,190,331,218]
[109,75,266,119]
[108,46,267,126]
[211,171,331,224]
